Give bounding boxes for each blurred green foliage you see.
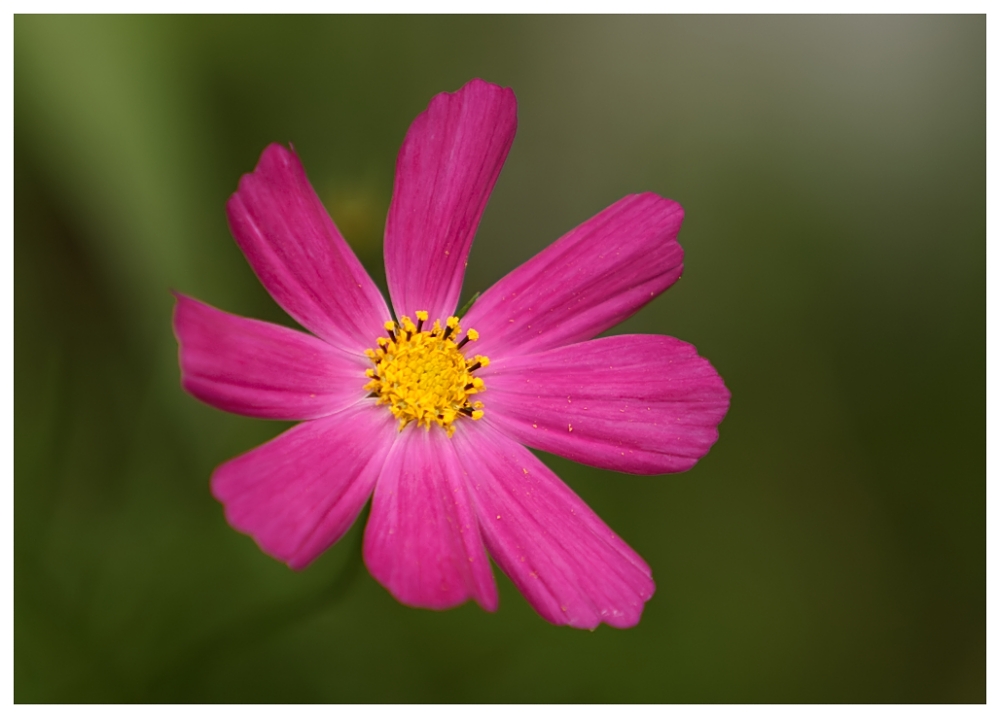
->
[14,15,984,702]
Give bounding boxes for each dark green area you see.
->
[15,15,984,702]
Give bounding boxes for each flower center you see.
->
[363,311,488,437]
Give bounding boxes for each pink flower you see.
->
[173,79,729,629]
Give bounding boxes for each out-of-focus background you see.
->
[14,16,984,702]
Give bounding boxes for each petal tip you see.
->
[458,76,516,98]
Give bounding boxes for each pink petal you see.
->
[212,403,395,569]
[453,424,655,629]
[481,335,730,474]
[363,426,497,612]
[384,78,517,321]
[173,293,368,420]
[463,193,684,358]
[226,143,390,352]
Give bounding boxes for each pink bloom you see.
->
[173,79,730,629]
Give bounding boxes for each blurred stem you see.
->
[143,507,368,701]
[457,291,481,318]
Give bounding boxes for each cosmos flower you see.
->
[173,79,730,629]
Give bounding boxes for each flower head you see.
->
[173,79,730,629]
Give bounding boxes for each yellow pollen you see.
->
[364,312,487,436]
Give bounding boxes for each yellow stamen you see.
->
[364,312,489,436]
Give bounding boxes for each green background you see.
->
[14,16,984,702]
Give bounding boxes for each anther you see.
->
[456,327,479,349]
[442,316,460,340]
[467,355,490,373]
